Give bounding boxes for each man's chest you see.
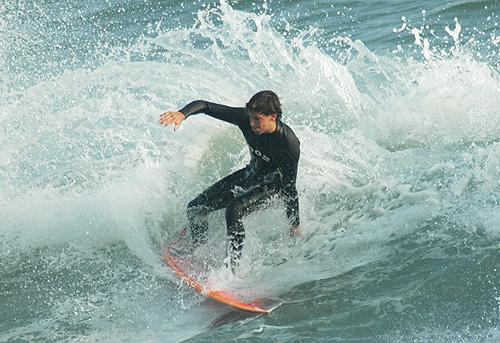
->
[243,133,282,165]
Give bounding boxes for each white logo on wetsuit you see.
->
[248,146,271,162]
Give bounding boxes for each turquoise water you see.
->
[1,0,499,341]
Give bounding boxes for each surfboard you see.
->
[164,230,279,314]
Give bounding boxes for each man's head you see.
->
[246,90,282,135]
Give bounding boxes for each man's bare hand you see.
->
[160,111,186,130]
[289,225,304,238]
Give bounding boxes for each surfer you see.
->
[160,90,302,269]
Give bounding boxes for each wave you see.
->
[1,1,499,341]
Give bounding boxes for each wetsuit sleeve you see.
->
[280,153,300,226]
[179,100,247,126]
[276,127,301,226]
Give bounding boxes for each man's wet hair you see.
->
[246,90,282,119]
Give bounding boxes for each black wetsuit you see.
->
[179,100,300,265]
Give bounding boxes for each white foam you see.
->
[0,3,498,340]
[445,18,462,44]
[357,54,500,147]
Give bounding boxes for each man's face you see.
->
[248,111,277,135]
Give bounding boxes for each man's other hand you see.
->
[289,225,304,238]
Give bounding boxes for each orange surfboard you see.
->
[164,235,278,314]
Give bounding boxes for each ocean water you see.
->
[1,0,499,342]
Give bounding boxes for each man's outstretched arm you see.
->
[160,100,247,129]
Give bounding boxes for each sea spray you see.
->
[1,1,499,342]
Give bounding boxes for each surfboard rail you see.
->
[164,249,270,314]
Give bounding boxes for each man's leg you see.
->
[225,185,277,268]
[187,168,249,246]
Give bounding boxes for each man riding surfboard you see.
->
[160,90,302,269]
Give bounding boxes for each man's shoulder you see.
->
[277,121,300,161]
[280,122,300,145]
